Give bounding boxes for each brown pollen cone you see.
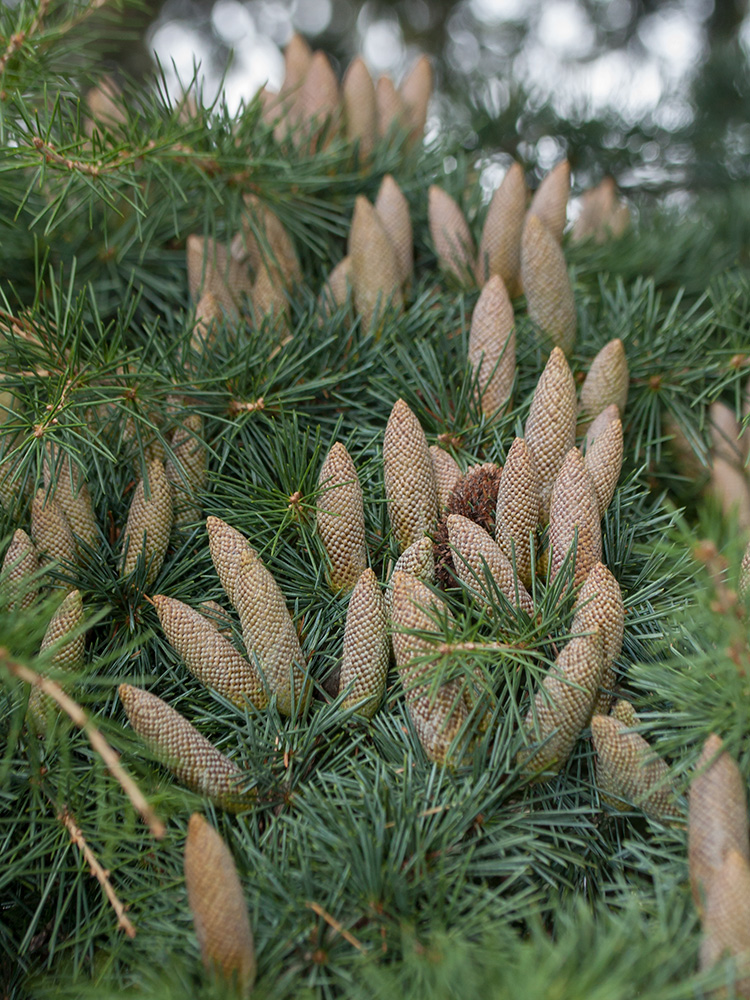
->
[584,417,623,517]
[390,571,469,764]
[591,714,680,819]
[342,56,376,155]
[191,292,221,353]
[375,175,413,287]
[120,460,173,586]
[571,562,624,715]
[495,437,540,589]
[689,733,750,911]
[741,539,750,598]
[165,414,207,529]
[468,275,516,418]
[524,347,577,520]
[119,684,254,812]
[43,445,98,554]
[428,185,475,283]
[349,196,403,330]
[319,256,352,315]
[527,160,570,244]
[447,513,533,614]
[383,399,438,553]
[429,446,462,513]
[699,849,750,996]
[186,235,253,320]
[1,529,39,612]
[386,536,435,616]
[548,448,602,589]
[579,339,629,422]
[28,589,85,727]
[583,404,620,452]
[184,814,256,997]
[519,632,604,776]
[339,568,389,718]
[475,161,526,295]
[376,75,405,136]
[31,488,77,572]
[521,215,576,355]
[399,55,432,146]
[153,594,268,710]
[572,177,630,244]
[316,442,368,593]
[296,51,341,145]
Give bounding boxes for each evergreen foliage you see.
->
[1,2,750,998]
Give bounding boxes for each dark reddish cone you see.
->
[434,463,503,589]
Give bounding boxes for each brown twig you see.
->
[0,0,49,75]
[0,649,166,839]
[59,807,136,938]
[305,901,366,953]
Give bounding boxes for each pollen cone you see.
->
[476,161,526,295]
[383,399,438,552]
[467,275,516,418]
[527,160,570,244]
[428,185,475,283]
[316,442,367,593]
[339,568,389,718]
[399,55,432,146]
[343,56,376,155]
[349,196,403,329]
[521,215,576,355]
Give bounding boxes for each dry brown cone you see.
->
[375,175,413,287]
[434,462,503,589]
[206,517,308,717]
[527,160,570,245]
[468,275,516,418]
[153,595,268,710]
[699,849,750,997]
[399,55,432,147]
[390,571,469,765]
[519,632,604,776]
[591,714,680,819]
[296,51,341,146]
[339,568,389,718]
[740,540,750,598]
[343,56,376,155]
[524,346,577,520]
[191,292,222,353]
[186,235,253,319]
[316,442,367,593]
[548,448,602,589]
[579,339,629,422]
[1,529,39,612]
[428,185,475,283]
[31,488,77,573]
[689,734,750,911]
[28,589,85,727]
[121,461,173,585]
[165,414,207,529]
[583,404,620,452]
[376,75,406,136]
[447,513,533,614]
[475,161,526,295]
[119,684,254,811]
[349,196,403,330]
[521,215,577,355]
[495,437,540,589]
[571,562,624,716]
[43,445,98,554]
[383,399,438,553]
[184,813,256,997]
[385,536,435,616]
[572,177,630,244]
[584,417,623,517]
[430,446,462,512]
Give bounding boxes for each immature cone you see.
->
[121,461,173,585]
[349,196,403,329]
[495,437,540,589]
[31,489,77,572]
[521,216,576,355]
[740,540,750,598]
[430,446,462,512]
[583,404,620,452]
[375,175,413,286]
[1,529,39,612]
[376,75,405,136]
[390,572,469,764]
[428,186,475,283]
[689,734,750,910]
[153,595,268,710]
[316,442,367,593]
[548,448,602,589]
[524,347,577,519]
[584,417,623,517]
[468,275,516,418]
[591,714,679,819]
[206,518,308,717]
[579,339,629,421]
[699,849,750,997]
[447,513,533,614]
[572,177,630,243]
[383,399,438,552]
[119,684,254,812]
[43,445,98,553]
[399,55,432,146]
[165,414,207,528]
[343,57,376,155]
[519,633,604,776]
[527,160,570,244]
[339,568,389,718]
[475,161,526,295]
[184,814,256,997]
[28,589,85,727]
[571,563,624,715]
[186,236,253,319]
[386,536,435,616]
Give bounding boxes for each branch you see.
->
[0,649,166,839]
[59,807,136,938]
[305,901,366,953]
